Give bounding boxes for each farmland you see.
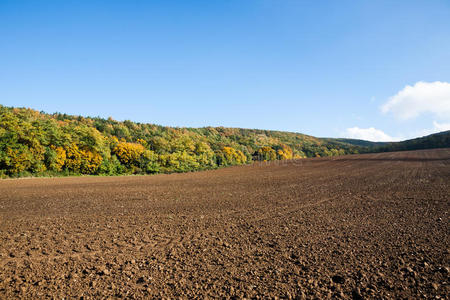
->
[0,149,449,298]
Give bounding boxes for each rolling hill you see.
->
[0,104,449,178]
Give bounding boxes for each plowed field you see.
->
[0,149,449,299]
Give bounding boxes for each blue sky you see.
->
[1,0,450,141]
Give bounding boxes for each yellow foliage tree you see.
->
[65,143,82,171]
[194,142,216,167]
[6,147,33,174]
[63,144,102,173]
[258,146,277,161]
[223,146,247,165]
[113,142,145,166]
[79,149,103,174]
[276,144,293,160]
[49,146,67,171]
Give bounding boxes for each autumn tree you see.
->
[112,142,145,167]
[257,146,277,161]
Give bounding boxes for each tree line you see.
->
[0,105,364,178]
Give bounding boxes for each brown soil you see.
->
[0,149,449,299]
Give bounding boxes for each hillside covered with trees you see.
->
[1,105,449,178]
[330,132,450,152]
[0,105,365,177]
[374,131,450,152]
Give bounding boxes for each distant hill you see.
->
[325,138,387,147]
[0,104,448,178]
[325,131,450,151]
[373,131,450,152]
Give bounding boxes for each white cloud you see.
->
[432,120,450,132]
[381,81,450,120]
[417,121,450,137]
[344,127,398,142]
[433,121,450,132]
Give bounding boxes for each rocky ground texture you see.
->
[0,149,449,299]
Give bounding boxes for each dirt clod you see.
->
[332,275,345,284]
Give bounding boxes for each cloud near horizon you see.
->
[417,121,450,137]
[344,127,398,142]
[381,81,450,120]
[345,121,449,142]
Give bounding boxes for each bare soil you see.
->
[0,149,449,299]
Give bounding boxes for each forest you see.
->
[0,105,366,177]
[1,105,449,178]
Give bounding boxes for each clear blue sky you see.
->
[1,0,450,141]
